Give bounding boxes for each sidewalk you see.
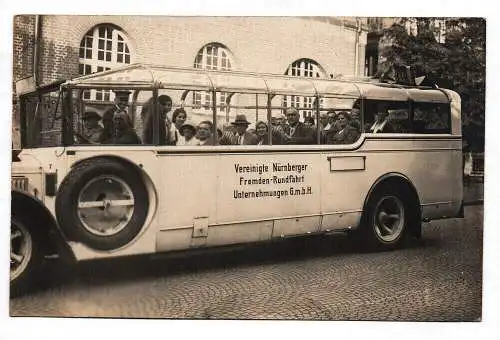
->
[463,179,484,205]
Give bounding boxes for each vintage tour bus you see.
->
[11,64,464,295]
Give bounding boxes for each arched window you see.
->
[193,43,234,113]
[284,59,325,118]
[79,25,132,101]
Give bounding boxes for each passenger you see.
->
[81,111,103,143]
[196,120,216,146]
[282,107,315,145]
[104,90,131,118]
[143,95,172,145]
[169,108,188,145]
[350,107,361,133]
[368,104,393,133]
[304,116,315,127]
[325,111,360,144]
[99,110,115,144]
[113,111,141,144]
[177,121,198,146]
[319,111,330,131]
[219,114,258,145]
[253,121,284,145]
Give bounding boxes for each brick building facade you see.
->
[12,15,369,147]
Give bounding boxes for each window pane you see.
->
[79,63,84,74]
[117,54,123,63]
[413,103,450,134]
[85,64,91,74]
[96,91,102,101]
[118,35,123,41]
[106,40,112,51]
[125,55,130,64]
[106,52,111,61]
[98,39,104,50]
[118,42,123,52]
[99,27,105,37]
[364,100,409,133]
[98,50,104,60]
[86,49,92,59]
[79,48,84,58]
[86,37,92,46]
[125,46,130,54]
[97,66,104,72]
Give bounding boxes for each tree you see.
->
[377,18,486,152]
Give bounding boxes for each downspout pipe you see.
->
[354,18,362,76]
[33,15,41,87]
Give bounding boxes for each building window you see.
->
[79,25,132,101]
[193,43,234,112]
[284,59,325,118]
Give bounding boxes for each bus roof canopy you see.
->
[64,63,451,103]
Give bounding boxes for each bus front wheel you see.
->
[10,216,43,296]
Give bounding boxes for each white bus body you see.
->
[11,65,463,294]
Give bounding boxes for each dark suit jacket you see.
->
[326,126,360,144]
[283,122,316,145]
[219,131,258,145]
[114,128,142,145]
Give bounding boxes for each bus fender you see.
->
[362,172,422,238]
[11,189,76,262]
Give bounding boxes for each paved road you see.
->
[10,205,483,321]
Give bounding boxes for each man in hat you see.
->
[104,90,131,119]
[282,107,315,145]
[82,110,103,143]
[219,114,258,145]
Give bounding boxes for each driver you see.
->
[82,111,103,143]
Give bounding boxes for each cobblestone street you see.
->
[10,204,483,321]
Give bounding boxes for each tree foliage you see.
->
[378,18,486,151]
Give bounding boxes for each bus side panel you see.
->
[215,152,322,238]
[153,153,218,252]
[321,137,462,231]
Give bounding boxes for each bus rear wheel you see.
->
[10,216,43,297]
[359,188,412,251]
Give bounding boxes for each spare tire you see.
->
[56,158,149,251]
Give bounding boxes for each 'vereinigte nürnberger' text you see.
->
[233,162,312,199]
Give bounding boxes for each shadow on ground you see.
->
[34,232,429,295]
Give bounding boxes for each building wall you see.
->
[12,15,368,146]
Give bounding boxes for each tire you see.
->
[10,215,43,297]
[56,158,149,251]
[357,187,413,251]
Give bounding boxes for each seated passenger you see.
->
[82,111,103,143]
[253,121,284,145]
[368,110,393,133]
[304,116,315,127]
[196,120,216,146]
[219,114,258,145]
[169,108,188,145]
[282,107,316,145]
[113,111,142,144]
[177,121,198,146]
[350,108,361,133]
[325,111,360,144]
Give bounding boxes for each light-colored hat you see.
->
[179,121,196,135]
